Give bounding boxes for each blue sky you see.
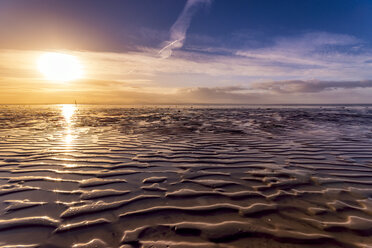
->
[0,0,372,103]
[1,0,372,51]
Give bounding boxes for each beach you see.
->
[0,105,371,248]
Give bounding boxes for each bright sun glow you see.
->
[37,52,83,82]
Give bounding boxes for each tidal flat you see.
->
[0,105,371,248]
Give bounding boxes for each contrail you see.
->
[159,0,212,59]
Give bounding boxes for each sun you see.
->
[37,52,83,82]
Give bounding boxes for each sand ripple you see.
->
[0,105,371,247]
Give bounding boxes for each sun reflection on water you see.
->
[64,133,73,144]
[62,104,76,124]
[60,104,77,146]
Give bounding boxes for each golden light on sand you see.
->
[65,133,73,144]
[37,52,83,82]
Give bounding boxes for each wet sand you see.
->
[0,105,371,248]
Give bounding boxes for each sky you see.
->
[1,0,372,104]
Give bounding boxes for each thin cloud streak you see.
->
[159,0,212,59]
[251,79,372,93]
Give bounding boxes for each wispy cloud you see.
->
[251,79,372,93]
[236,32,362,67]
[159,0,212,59]
[2,32,372,84]
[1,31,372,104]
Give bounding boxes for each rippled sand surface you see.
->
[0,105,371,248]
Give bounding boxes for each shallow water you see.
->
[0,105,371,248]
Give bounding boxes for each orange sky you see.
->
[1,0,372,104]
